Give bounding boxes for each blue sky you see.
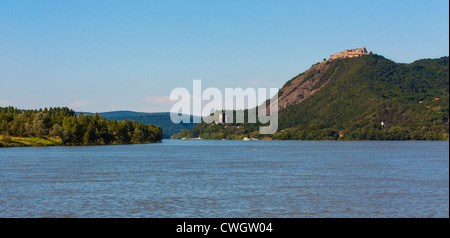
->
[0,0,448,113]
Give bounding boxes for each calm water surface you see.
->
[0,140,448,217]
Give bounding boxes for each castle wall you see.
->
[330,47,369,60]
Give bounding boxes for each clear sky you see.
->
[1,0,448,114]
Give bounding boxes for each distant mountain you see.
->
[91,110,151,117]
[79,110,160,117]
[79,111,200,139]
[276,55,449,133]
[178,53,449,140]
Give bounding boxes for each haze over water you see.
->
[0,140,448,218]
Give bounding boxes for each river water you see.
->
[0,140,448,217]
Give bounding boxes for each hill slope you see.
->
[179,54,449,140]
[279,55,448,127]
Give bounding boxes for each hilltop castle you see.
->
[330,47,369,60]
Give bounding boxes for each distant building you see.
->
[330,47,370,60]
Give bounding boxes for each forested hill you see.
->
[80,111,200,139]
[0,107,163,147]
[177,54,449,140]
[276,55,448,140]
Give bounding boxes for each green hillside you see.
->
[178,54,449,140]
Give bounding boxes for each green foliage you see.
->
[0,107,163,146]
[172,113,270,140]
[272,124,448,141]
[82,112,198,139]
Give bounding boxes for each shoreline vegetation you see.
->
[0,135,63,147]
[171,123,449,141]
[0,107,162,148]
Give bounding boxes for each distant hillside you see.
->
[277,55,448,132]
[80,111,200,139]
[178,54,449,140]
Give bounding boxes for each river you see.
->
[0,140,448,217]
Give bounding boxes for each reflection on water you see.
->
[0,140,448,217]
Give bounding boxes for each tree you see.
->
[83,123,97,145]
[132,128,145,143]
[32,112,51,138]
[49,124,62,138]
[60,130,74,145]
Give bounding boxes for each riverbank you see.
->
[0,135,163,147]
[0,135,63,147]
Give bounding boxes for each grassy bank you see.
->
[0,135,63,147]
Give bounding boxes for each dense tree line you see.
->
[0,107,162,146]
[98,113,198,139]
[175,120,448,141]
[173,121,262,140]
[272,124,449,141]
